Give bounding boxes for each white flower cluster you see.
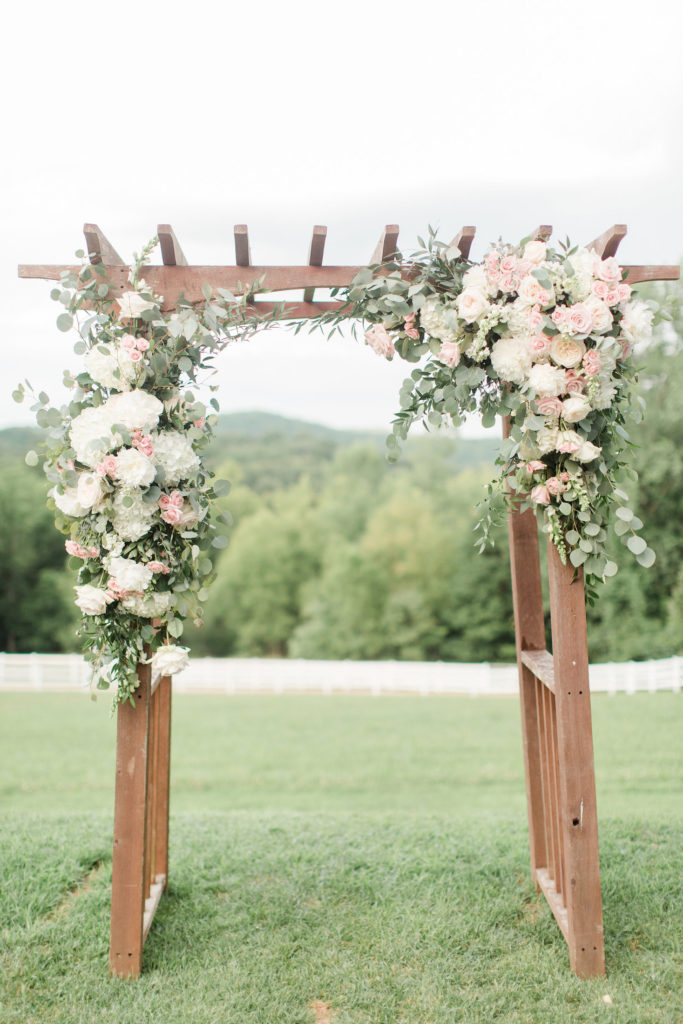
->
[70,390,163,466]
[152,430,201,485]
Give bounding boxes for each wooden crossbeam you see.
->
[303,225,327,303]
[371,225,399,264]
[530,225,553,242]
[83,223,123,266]
[587,224,627,259]
[158,224,188,266]
[449,226,476,259]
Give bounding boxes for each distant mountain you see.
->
[0,411,499,492]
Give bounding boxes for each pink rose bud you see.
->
[193,418,206,430]
[499,274,514,292]
[158,494,171,510]
[531,485,550,505]
[161,506,183,526]
[558,441,580,454]
[135,338,150,351]
[147,561,171,574]
[169,490,184,508]
[120,334,137,351]
[527,333,551,357]
[88,547,99,558]
[65,540,83,557]
[526,461,546,473]
[546,476,565,495]
[130,349,142,362]
[560,472,571,482]
[583,350,601,377]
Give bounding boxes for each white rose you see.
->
[74,584,111,616]
[621,300,653,345]
[582,296,613,335]
[549,336,586,368]
[456,287,489,323]
[105,390,164,433]
[561,395,592,423]
[151,644,190,676]
[437,341,461,369]
[53,487,87,518]
[116,291,156,319]
[490,337,531,385]
[76,471,104,510]
[528,362,566,397]
[115,447,156,488]
[462,265,494,295]
[575,440,601,463]
[107,556,153,593]
[523,240,547,265]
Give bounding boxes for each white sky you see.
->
[2,0,682,437]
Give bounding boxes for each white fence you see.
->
[0,653,681,696]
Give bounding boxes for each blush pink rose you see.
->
[583,350,602,376]
[365,324,395,359]
[160,506,183,526]
[594,256,622,284]
[147,561,171,574]
[528,305,543,331]
[558,440,580,454]
[551,307,567,326]
[500,256,517,276]
[526,460,546,472]
[132,430,154,456]
[536,396,563,417]
[438,341,461,368]
[120,334,137,351]
[96,455,119,477]
[531,485,550,505]
[566,303,593,336]
[159,490,184,511]
[130,349,143,363]
[135,338,150,351]
[527,333,552,358]
[546,476,565,495]
[564,370,585,394]
[617,283,632,302]
[499,274,515,292]
[560,472,571,483]
[65,540,87,558]
[605,289,621,306]
[403,313,420,340]
[592,280,609,300]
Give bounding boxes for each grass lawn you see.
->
[0,692,681,1023]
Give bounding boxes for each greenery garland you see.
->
[16,230,656,703]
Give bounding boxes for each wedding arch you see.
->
[19,221,678,980]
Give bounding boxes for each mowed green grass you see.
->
[0,693,681,1024]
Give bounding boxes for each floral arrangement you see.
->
[15,240,272,705]
[312,231,656,596]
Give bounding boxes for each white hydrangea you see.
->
[621,300,653,345]
[490,337,531,385]
[528,362,566,397]
[69,406,121,467]
[536,425,560,455]
[107,556,153,593]
[115,447,156,488]
[419,298,461,343]
[121,591,173,618]
[152,430,201,485]
[105,389,164,433]
[566,247,595,301]
[84,344,137,391]
[112,488,156,542]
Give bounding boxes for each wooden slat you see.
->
[520,649,555,693]
[536,868,569,940]
[303,225,327,303]
[549,695,565,899]
[234,225,251,267]
[154,676,172,887]
[142,875,166,942]
[158,224,188,266]
[622,264,679,284]
[370,225,399,264]
[547,539,605,978]
[537,681,555,881]
[587,224,627,259]
[109,659,150,978]
[83,224,123,265]
[449,226,476,259]
[530,225,553,242]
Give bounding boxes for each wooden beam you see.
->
[587,224,627,259]
[370,225,399,264]
[83,223,123,265]
[530,225,553,242]
[157,224,188,266]
[234,225,251,267]
[303,225,327,303]
[449,226,476,259]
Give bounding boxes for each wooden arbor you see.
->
[19,223,679,979]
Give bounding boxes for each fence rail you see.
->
[0,652,680,696]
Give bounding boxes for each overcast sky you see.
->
[2,0,681,437]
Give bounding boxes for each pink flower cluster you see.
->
[530,472,571,505]
[486,251,535,295]
[132,429,154,456]
[403,313,420,340]
[158,490,184,525]
[592,279,631,306]
[96,455,118,477]
[147,560,171,574]
[121,333,150,364]
[364,324,395,359]
[104,578,134,601]
[65,540,99,560]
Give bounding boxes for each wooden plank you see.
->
[158,224,188,266]
[587,224,627,259]
[537,681,555,881]
[536,868,569,941]
[549,694,566,899]
[303,225,327,303]
[154,676,172,887]
[547,539,605,978]
[449,226,476,259]
[504,417,548,878]
[109,659,150,978]
[520,650,555,693]
[234,225,251,267]
[370,225,399,264]
[622,264,679,284]
[83,224,123,265]
[142,875,166,942]
[530,225,553,242]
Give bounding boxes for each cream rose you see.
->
[74,584,112,616]
[561,395,592,423]
[523,240,547,265]
[438,341,461,368]
[575,440,602,463]
[549,335,586,368]
[151,644,190,676]
[76,471,104,510]
[582,296,613,335]
[528,362,566,397]
[518,275,551,307]
[456,287,489,323]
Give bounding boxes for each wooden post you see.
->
[154,676,172,885]
[547,540,605,977]
[110,659,151,978]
